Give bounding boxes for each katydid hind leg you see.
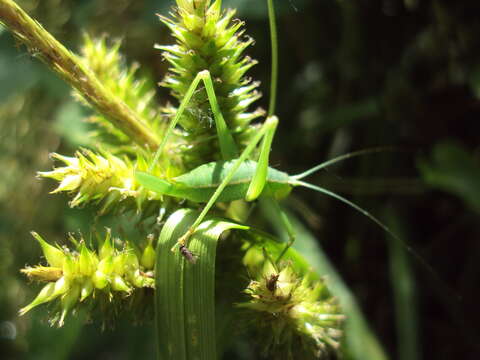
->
[201,70,238,160]
[149,70,237,172]
[149,71,204,171]
[245,116,278,201]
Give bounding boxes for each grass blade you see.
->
[386,209,419,360]
[155,209,248,360]
[156,209,193,360]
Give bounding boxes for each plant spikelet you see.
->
[158,0,265,167]
[19,231,155,327]
[77,35,167,151]
[38,150,165,213]
[238,262,345,359]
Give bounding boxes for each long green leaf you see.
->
[155,209,248,360]
[156,209,192,360]
[386,209,419,360]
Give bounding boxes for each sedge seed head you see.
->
[238,262,345,359]
[20,229,156,326]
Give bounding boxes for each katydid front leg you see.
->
[260,197,297,263]
[175,116,279,252]
[149,70,238,172]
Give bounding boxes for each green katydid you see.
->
[136,113,395,259]
[135,0,400,261]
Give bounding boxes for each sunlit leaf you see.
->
[155,209,248,360]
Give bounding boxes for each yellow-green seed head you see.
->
[159,0,264,167]
[238,262,345,359]
[77,35,164,151]
[38,150,164,213]
[20,230,157,325]
[113,252,128,276]
[124,249,140,272]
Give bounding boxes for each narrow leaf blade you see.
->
[155,209,248,360]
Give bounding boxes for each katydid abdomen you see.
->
[136,160,292,203]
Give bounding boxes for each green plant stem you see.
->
[0,0,159,149]
[267,0,278,116]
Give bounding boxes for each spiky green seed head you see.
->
[238,262,345,359]
[38,150,164,213]
[159,0,264,167]
[124,249,141,271]
[50,277,70,301]
[111,275,131,293]
[77,35,165,150]
[20,231,156,326]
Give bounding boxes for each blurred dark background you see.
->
[1,0,479,359]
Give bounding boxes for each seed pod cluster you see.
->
[158,0,265,168]
[38,150,167,213]
[20,230,156,327]
[238,263,345,359]
[76,35,165,152]
[37,33,186,215]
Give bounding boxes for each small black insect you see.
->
[266,273,280,293]
[180,244,198,264]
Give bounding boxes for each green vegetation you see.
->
[1,0,479,359]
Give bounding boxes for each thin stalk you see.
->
[267,0,278,116]
[0,0,159,149]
